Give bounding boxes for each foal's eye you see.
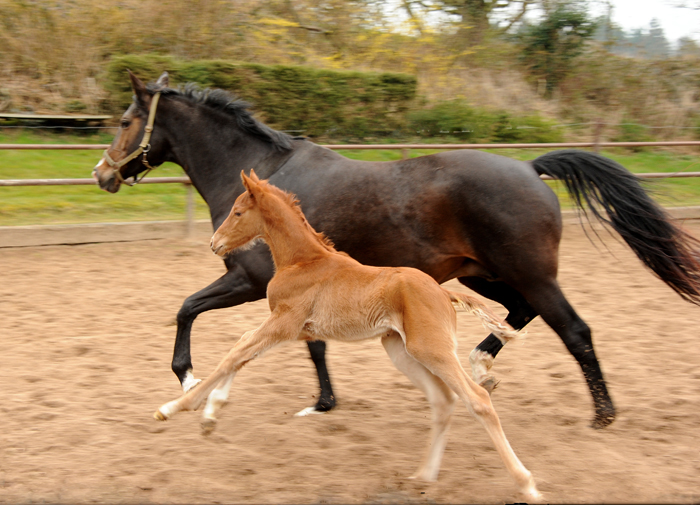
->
[234,212,242,217]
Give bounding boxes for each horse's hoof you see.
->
[479,375,500,395]
[201,417,217,436]
[591,413,616,429]
[294,395,335,417]
[294,406,327,417]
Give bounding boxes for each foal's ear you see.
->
[240,170,261,197]
[128,70,151,110]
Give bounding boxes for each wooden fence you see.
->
[1,141,699,237]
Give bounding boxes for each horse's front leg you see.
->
[295,340,336,416]
[173,265,268,392]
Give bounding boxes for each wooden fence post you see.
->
[185,183,194,240]
[594,119,604,153]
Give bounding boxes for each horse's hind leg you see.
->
[522,279,615,428]
[404,335,539,499]
[459,278,538,392]
[382,334,456,482]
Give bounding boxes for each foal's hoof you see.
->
[479,375,500,395]
[154,400,179,421]
[154,409,168,421]
[201,417,217,436]
[408,471,438,482]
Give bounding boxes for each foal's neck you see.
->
[261,198,331,269]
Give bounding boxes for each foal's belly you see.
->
[300,318,401,343]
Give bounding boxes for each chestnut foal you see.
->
[154,170,539,498]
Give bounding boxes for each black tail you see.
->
[533,149,700,305]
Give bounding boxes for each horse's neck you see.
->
[162,102,293,225]
[262,199,330,269]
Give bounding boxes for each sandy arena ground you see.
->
[1,221,699,504]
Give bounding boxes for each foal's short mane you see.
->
[257,179,337,253]
[146,82,295,152]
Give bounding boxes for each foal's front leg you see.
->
[155,318,299,430]
[201,372,236,434]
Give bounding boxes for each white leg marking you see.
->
[154,399,179,421]
[202,373,235,421]
[182,371,202,393]
[469,348,494,384]
[294,406,326,417]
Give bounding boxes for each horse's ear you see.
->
[249,169,260,182]
[128,70,150,110]
[155,71,169,89]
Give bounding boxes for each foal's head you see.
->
[210,170,336,259]
[210,170,266,257]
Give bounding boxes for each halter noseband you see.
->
[103,92,161,186]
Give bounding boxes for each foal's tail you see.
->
[447,290,521,343]
[533,149,700,305]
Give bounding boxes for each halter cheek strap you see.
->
[103,92,161,186]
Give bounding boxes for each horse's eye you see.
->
[121,120,131,129]
[234,212,242,217]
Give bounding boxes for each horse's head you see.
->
[210,170,266,257]
[93,70,169,193]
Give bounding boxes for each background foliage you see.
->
[105,55,417,139]
[1,0,699,142]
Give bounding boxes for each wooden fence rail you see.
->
[1,141,698,238]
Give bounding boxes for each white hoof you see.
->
[294,406,327,417]
[154,400,179,421]
[519,475,541,502]
[408,471,438,482]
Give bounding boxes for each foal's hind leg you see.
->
[382,334,457,482]
[404,335,539,499]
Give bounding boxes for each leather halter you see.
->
[103,92,161,186]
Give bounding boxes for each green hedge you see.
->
[407,99,564,144]
[104,55,417,139]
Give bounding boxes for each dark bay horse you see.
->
[93,71,700,428]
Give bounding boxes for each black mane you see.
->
[147,82,294,152]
